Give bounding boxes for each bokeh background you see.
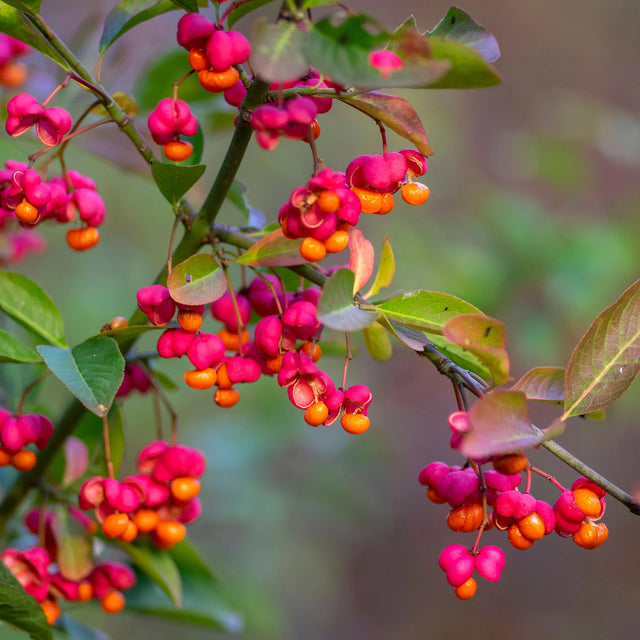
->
[2,0,640,638]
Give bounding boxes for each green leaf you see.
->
[89,324,165,349]
[0,271,66,347]
[234,228,305,267]
[442,314,510,385]
[427,333,492,380]
[563,278,640,419]
[348,228,374,294]
[461,390,541,459]
[0,560,52,640]
[340,92,434,157]
[99,0,181,55]
[305,17,450,90]
[89,91,139,117]
[0,5,65,66]
[364,234,395,298]
[0,328,41,363]
[167,253,227,305]
[52,509,94,581]
[0,0,40,12]
[250,17,308,82]
[376,290,482,333]
[377,316,428,350]
[228,0,275,29]
[119,542,182,607]
[363,322,392,361]
[125,540,242,633]
[426,37,501,88]
[428,7,500,63]
[37,337,125,417]
[226,181,265,228]
[135,48,213,110]
[317,269,378,331]
[151,162,206,205]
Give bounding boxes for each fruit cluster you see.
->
[3,506,136,624]
[78,440,205,549]
[2,90,106,252]
[419,411,610,599]
[0,409,53,471]
[136,274,373,432]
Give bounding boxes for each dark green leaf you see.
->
[461,390,541,459]
[563,278,640,419]
[167,253,227,305]
[169,0,198,10]
[364,234,395,298]
[428,7,500,62]
[0,328,41,363]
[228,0,275,29]
[0,271,66,347]
[234,229,305,267]
[442,314,510,385]
[305,19,449,90]
[362,322,392,361]
[376,290,481,333]
[37,336,125,416]
[99,0,180,55]
[125,540,243,633]
[0,560,52,640]
[340,92,434,157]
[377,316,428,350]
[151,162,206,205]
[317,269,378,331]
[135,48,213,110]
[119,542,182,607]
[250,17,308,82]
[0,5,65,66]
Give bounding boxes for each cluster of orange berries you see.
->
[420,441,609,600]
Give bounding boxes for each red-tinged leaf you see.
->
[53,509,94,582]
[339,92,434,157]
[348,228,374,294]
[461,390,540,459]
[167,254,226,306]
[234,228,305,267]
[511,367,564,404]
[512,367,604,419]
[62,437,89,486]
[563,278,640,419]
[365,234,395,298]
[442,314,510,385]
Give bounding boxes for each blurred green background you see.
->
[2,0,640,638]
